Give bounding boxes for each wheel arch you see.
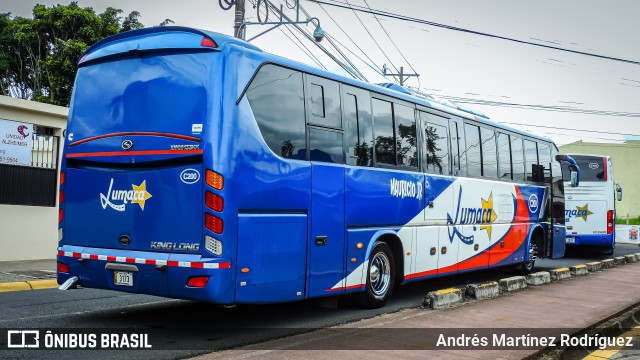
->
[366,230,405,286]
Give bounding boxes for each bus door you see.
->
[306,75,347,297]
[549,153,566,258]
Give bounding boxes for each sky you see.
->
[4,0,640,146]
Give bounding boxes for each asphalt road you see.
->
[0,244,638,360]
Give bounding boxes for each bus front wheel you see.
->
[357,242,395,309]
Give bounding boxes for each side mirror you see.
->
[570,170,579,187]
[616,185,622,201]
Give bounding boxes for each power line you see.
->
[309,0,640,66]
[342,0,400,72]
[440,95,640,118]
[316,2,382,74]
[361,0,419,86]
[499,122,640,137]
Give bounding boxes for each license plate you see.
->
[114,271,133,286]
[565,237,575,244]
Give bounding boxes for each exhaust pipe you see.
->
[59,276,79,290]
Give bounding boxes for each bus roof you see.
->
[82,26,555,145]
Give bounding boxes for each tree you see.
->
[0,3,158,106]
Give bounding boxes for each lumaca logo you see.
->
[100,179,153,211]
[565,204,594,222]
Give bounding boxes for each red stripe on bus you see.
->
[191,262,204,269]
[66,149,203,158]
[57,250,64,256]
[89,254,99,260]
[107,256,117,262]
[167,260,179,267]
[69,132,201,147]
[219,262,231,269]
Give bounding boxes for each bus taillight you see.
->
[205,191,224,212]
[205,213,224,234]
[187,276,210,288]
[607,210,614,234]
[206,169,224,190]
[57,262,69,273]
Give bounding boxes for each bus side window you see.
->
[306,75,341,129]
[497,132,512,180]
[372,98,395,165]
[538,142,552,183]
[309,127,344,164]
[421,112,450,176]
[246,65,306,160]
[343,88,373,167]
[464,124,482,177]
[481,127,497,178]
[524,140,538,182]
[511,136,525,182]
[394,103,418,168]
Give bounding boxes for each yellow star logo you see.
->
[131,180,152,210]
[480,192,498,239]
[575,204,593,221]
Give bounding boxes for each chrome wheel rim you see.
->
[526,243,537,270]
[369,251,391,297]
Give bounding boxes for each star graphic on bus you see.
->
[575,204,593,221]
[479,193,498,240]
[131,180,152,210]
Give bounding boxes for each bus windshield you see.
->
[562,155,606,182]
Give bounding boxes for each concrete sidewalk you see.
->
[0,258,57,292]
[194,261,640,360]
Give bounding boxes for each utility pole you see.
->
[233,0,245,39]
[382,65,419,87]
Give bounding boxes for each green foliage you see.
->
[616,217,640,225]
[0,2,156,106]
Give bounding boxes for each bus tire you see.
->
[604,240,615,255]
[517,239,537,275]
[356,242,395,309]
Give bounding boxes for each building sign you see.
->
[0,118,34,166]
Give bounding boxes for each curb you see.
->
[422,255,640,311]
[0,279,58,293]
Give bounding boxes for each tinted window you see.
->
[309,128,344,164]
[343,88,373,167]
[481,127,497,178]
[309,84,325,117]
[524,140,538,181]
[562,155,606,182]
[247,65,306,160]
[538,142,552,182]
[424,122,450,175]
[497,132,511,180]
[372,98,395,165]
[451,122,462,176]
[306,75,341,129]
[395,104,417,167]
[511,136,525,182]
[465,124,481,177]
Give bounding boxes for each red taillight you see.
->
[205,191,224,212]
[201,37,217,48]
[60,171,65,185]
[607,210,614,234]
[59,209,64,223]
[59,190,64,205]
[57,262,69,273]
[205,213,224,234]
[206,169,224,190]
[187,276,210,288]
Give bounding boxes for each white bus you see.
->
[564,154,622,254]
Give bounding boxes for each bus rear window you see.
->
[562,155,606,182]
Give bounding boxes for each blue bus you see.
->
[57,26,579,308]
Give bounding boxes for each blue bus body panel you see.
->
[567,234,615,248]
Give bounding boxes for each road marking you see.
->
[583,325,640,360]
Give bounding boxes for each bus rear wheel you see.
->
[517,241,537,275]
[356,242,395,309]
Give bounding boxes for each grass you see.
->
[616,217,640,225]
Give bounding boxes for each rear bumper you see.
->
[565,233,615,248]
[56,246,234,303]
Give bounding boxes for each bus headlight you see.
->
[205,235,223,256]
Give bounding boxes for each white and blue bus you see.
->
[564,154,621,254]
[57,26,579,308]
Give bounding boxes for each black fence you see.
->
[0,134,60,207]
